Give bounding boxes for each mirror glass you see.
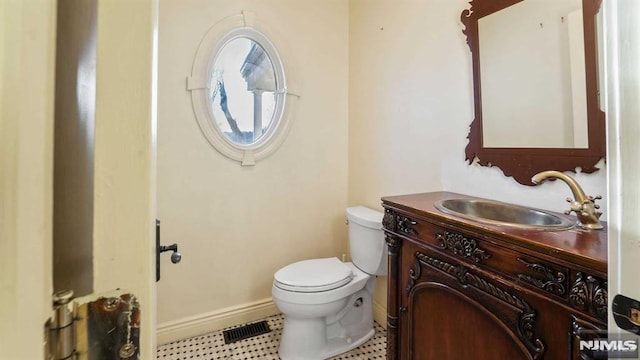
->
[209,37,277,145]
[479,0,587,148]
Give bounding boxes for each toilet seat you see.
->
[274,257,353,293]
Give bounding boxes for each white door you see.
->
[604,0,640,338]
[0,1,57,359]
[0,1,158,359]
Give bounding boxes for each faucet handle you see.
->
[586,195,602,209]
[565,197,585,216]
[590,195,603,219]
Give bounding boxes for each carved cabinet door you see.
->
[570,316,607,360]
[399,242,545,360]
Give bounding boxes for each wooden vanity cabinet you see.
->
[382,192,608,360]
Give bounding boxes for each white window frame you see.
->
[188,11,299,165]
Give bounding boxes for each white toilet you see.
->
[272,206,387,360]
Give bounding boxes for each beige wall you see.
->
[349,0,468,207]
[349,0,607,322]
[157,0,349,338]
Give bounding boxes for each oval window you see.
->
[209,37,279,145]
[190,18,296,166]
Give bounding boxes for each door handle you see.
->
[159,243,182,264]
[156,219,182,282]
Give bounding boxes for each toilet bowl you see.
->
[272,206,386,360]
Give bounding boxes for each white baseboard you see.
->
[158,297,386,345]
[373,300,387,330]
[157,298,279,345]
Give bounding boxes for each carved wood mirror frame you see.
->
[461,0,605,186]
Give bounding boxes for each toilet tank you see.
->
[346,206,387,276]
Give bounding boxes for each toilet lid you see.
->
[274,257,353,293]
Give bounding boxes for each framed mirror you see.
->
[461,0,605,185]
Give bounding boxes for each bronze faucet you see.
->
[531,170,603,230]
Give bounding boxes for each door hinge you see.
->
[45,289,141,360]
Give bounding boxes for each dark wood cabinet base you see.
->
[382,192,607,360]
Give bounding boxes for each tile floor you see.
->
[156,314,387,359]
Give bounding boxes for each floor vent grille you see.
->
[222,320,271,344]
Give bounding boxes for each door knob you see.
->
[159,244,182,264]
[171,251,182,264]
[156,219,182,282]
